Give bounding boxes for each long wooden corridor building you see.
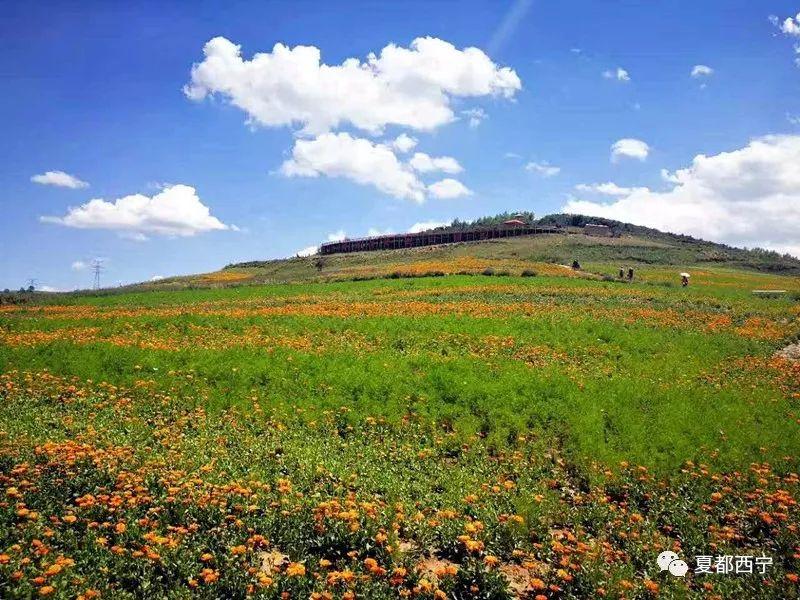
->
[319,225,562,255]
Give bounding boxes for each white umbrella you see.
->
[679,272,690,278]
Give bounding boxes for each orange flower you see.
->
[200,568,219,584]
[286,562,306,577]
[531,578,546,590]
[644,579,659,594]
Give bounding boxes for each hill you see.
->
[130,213,800,292]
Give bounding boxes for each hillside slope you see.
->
[131,215,800,292]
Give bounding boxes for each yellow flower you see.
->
[286,562,306,577]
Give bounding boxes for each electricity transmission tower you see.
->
[91,259,104,290]
[26,278,37,291]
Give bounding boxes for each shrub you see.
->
[482,268,496,277]
[521,269,538,277]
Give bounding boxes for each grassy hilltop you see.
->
[113,214,800,292]
[0,216,799,598]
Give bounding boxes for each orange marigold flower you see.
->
[531,578,546,590]
[230,545,246,556]
[644,579,659,594]
[39,586,56,597]
[200,568,219,584]
[286,562,306,577]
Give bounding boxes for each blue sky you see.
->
[2,1,799,291]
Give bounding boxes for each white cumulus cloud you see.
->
[41,184,230,238]
[563,135,800,257]
[691,64,714,78]
[409,152,463,174]
[779,12,800,35]
[391,134,418,153]
[603,67,630,82]
[427,178,472,199]
[71,260,87,271]
[280,132,427,202]
[774,12,800,66]
[611,138,650,162]
[31,171,89,189]
[185,36,521,136]
[281,133,471,202]
[525,161,560,177]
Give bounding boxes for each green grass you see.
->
[1,266,798,598]
[2,271,797,472]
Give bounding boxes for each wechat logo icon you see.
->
[658,551,689,577]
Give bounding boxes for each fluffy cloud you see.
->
[71,260,87,271]
[574,182,647,196]
[280,132,427,202]
[327,230,347,242]
[611,138,650,162]
[774,12,800,66]
[391,134,417,153]
[185,36,520,136]
[409,152,463,174]
[603,67,630,82]
[408,220,450,233]
[41,184,230,238]
[281,133,471,202]
[427,178,472,199]
[31,171,89,189]
[691,64,714,78]
[563,135,800,256]
[525,161,560,177]
[779,12,800,35]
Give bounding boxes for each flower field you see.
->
[0,270,798,598]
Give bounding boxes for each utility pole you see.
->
[91,259,104,290]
